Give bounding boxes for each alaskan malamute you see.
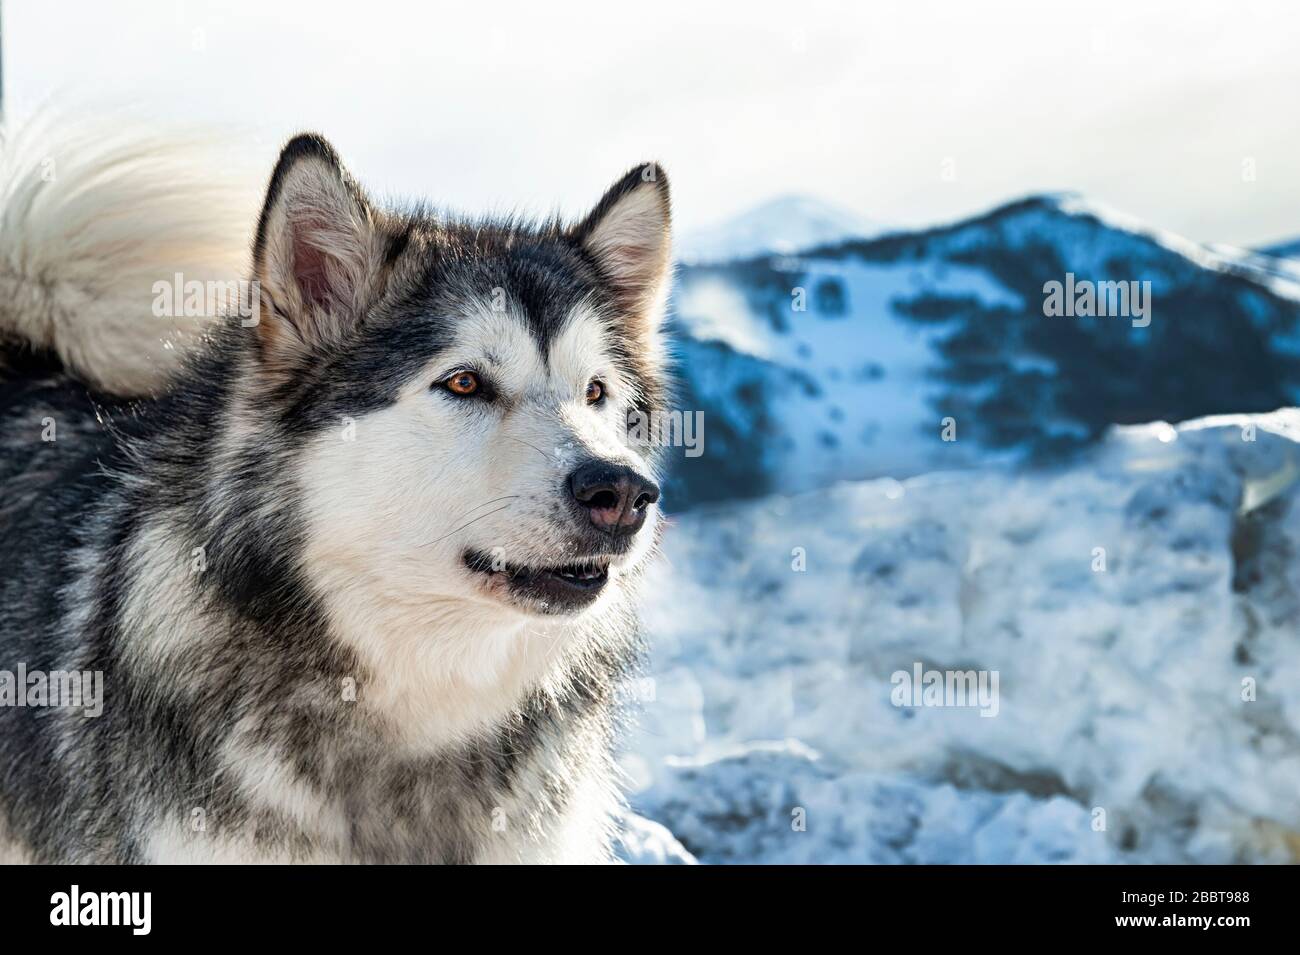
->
[0,118,671,863]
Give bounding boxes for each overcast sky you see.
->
[5,0,1298,246]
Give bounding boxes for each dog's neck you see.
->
[139,341,623,752]
[305,560,591,750]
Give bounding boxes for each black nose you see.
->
[567,461,660,536]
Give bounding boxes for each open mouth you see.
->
[463,549,611,612]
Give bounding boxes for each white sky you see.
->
[5,0,1299,246]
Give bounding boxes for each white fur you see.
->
[0,122,666,862]
[255,151,388,355]
[0,815,36,864]
[582,179,671,301]
[0,111,258,394]
[297,300,658,750]
[579,173,674,365]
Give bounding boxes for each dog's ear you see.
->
[572,163,672,326]
[251,134,386,366]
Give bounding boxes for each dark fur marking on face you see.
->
[254,212,658,438]
[0,133,667,863]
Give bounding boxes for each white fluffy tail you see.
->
[0,113,260,394]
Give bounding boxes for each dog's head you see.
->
[246,135,671,625]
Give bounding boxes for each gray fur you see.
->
[0,126,671,864]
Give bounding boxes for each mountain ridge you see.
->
[663,192,1300,509]
[675,194,888,265]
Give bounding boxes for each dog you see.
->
[0,116,672,863]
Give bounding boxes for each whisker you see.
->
[420,503,514,548]
[459,494,520,518]
[506,436,553,464]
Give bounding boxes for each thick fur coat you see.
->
[0,117,672,863]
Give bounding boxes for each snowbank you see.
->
[625,410,1300,863]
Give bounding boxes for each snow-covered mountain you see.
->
[624,195,1300,864]
[664,194,1300,509]
[1261,237,1300,259]
[675,195,887,265]
[628,410,1300,863]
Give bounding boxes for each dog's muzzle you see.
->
[566,460,660,537]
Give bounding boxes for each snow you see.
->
[666,192,1300,510]
[1050,195,1300,303]
[624,410,1300,864]
[614,813,698,865]
[676,195,887,265]
[672,257,1021,489]
[1262,237,1300,261]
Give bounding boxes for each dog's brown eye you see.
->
[585,380,605,405]
[445,371,480,396]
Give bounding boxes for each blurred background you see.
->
[8,0,1300,863]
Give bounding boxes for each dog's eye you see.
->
[443,371,481,397]
[585,380,605,405]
